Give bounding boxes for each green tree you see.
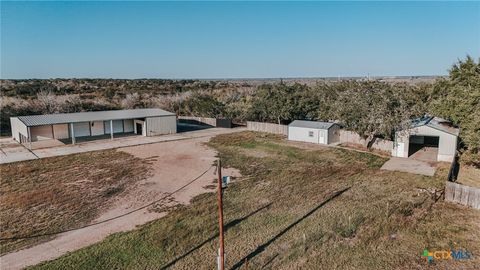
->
[429,56,480,166]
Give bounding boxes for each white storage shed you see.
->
[288,120,340,145]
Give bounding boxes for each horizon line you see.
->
[1,75,446,81]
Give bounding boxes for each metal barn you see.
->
[392,116,459,162]
[288,120,340,145]
[10,108,177,147]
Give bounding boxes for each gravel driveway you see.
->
[0,129,241,270]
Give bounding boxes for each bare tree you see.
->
[36,90,59,114]
[121,93,141,109]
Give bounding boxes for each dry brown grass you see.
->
[28,132,480,270]
[457,165,480,188]
[0,150,151,254]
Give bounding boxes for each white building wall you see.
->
[90,121,104,136]
[288,126,323,144]
[112,120,124,133]
[124,119,134,133]
[53,124,69,139]
[394,125,457,162]
[10,117,28,142]
[73,122,91,137]
[146,116,177,136]
[30,125,54,141]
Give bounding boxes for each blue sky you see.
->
[1,1,479,79]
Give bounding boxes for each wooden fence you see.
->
[246,121,394,152]
[445,181,480,209]
[338,130,393,153]
[246,121,288,135]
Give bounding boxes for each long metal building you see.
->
[10,108,177,146]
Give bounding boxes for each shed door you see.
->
[318,130,326,144]
[396,142,405,157]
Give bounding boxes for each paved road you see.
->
[0,127,246,164]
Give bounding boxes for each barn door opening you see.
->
[408,135,439,161]
[135,123,143,135]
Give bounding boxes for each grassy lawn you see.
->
[28,132,480,269]
[457,165,480,189]
[0,150,151,254]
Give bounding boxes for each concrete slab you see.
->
[0,139,38,164]
[381,157,436,176]
[409,146,438,162]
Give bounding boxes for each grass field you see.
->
[26,132,480,269]
[0,150,151,254]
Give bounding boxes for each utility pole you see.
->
[217,159,225,270]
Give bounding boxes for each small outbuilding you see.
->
[288,120,340,145]
[392,116,459,162]
[10,108,177,147]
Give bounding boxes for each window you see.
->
[308,131,314,137]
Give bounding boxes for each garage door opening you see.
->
[408,135,439,162]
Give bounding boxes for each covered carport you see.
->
[10,108,177,149]
[392,116,459,162]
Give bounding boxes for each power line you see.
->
[0,165,214,241]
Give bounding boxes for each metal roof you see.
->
[14,108,175,127]
[409,116,459,136]
[289,120,337,130]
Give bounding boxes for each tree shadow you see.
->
[160,203,272,269]
[230,187,351,270]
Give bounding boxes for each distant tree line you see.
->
[1,57,478,166]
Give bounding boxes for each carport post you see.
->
[110,120,114,140]
[70,123,76,144]
[27,126,32,149]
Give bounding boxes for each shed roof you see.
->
[14,108,175,127]
[289,120,337,130]
[408,116,459,136]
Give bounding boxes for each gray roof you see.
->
[409,116,459,136]
[289,120,337,130]
[14,108,175,127]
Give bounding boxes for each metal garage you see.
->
[10,108,177,148]
[392,116,459,162]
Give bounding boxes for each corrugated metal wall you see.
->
[73,122,91,137]
[124,119,134,132]
[53,124,69,139]
[30,125,54,141]
[10,117,28,142]
[146,116,177,136]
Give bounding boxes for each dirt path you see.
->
[0,135,240,270]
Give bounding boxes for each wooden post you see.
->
[217,159,224,270]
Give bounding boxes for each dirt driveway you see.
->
[0,132,240,270]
